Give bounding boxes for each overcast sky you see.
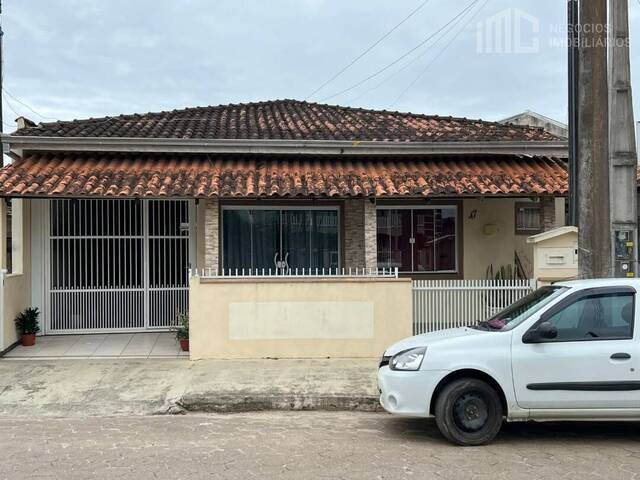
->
[2,0,639,130]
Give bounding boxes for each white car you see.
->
[378,279,640,446]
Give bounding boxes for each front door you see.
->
[222,207,339,273]
[511,286,640,409]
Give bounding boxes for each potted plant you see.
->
[175,312,189,352]
[15,307,41,347]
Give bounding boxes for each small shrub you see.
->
[15,307,41,335]
[174,312,189,340]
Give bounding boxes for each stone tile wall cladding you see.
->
[204,199,219,272]
[202,198,377,273]
[344,199,377,270]
[541,196,556,231]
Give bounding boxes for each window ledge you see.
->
[5,272,24,279]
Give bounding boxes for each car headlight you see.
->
[389,347,427,371]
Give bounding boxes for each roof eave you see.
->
[2,135,569,157]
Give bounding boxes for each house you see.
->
[500,111,568,139]
[0,100,569,357]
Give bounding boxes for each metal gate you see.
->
[46,199,193,333]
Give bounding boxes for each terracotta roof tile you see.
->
[0,153,568,198]
[12,100,559,143]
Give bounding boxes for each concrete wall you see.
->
[189,277,412,359]
[1,200,32,351]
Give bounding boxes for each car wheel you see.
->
[434,378,503,446]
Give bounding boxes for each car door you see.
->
[511,286,640,409]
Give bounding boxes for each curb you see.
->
[174,394,383,414]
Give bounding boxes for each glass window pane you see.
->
[310,210,339,270]
[546,293,634,341]
[222,210,253,271]
[282,210,311,270]
[414,208,457,272]
[377,209,412,271]
[435,208,456,271]
[413,209,434,272]
[250,210,280,271]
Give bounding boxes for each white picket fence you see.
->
[412,279,537,334]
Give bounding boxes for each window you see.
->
[474,286,568,331]
[543,291,634,341]
[222,208,339,272]
[376,206,457,273]
[515,202,542,234]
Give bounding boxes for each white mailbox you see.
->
[527,226,578,283]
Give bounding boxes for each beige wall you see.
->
[189,277,412,359]
[463,198,533,279]
[1,200,32,350]
[462,197,566,279]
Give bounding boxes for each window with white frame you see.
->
[376,206,457,273]
[515,202,542,234]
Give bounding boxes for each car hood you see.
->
[384,327,487,356]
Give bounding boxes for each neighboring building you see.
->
[500,110,568,139]
[0,100,568,355]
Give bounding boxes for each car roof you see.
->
[553,278,640,289]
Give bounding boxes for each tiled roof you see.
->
[12,100,560,143]
[0,152,568,197]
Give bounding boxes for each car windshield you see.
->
[473,286,568,331]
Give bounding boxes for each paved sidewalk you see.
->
[0,358,379,417]
[4,333,188,359]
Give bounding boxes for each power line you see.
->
[318,0,479,103]
[2,88,57,121]
[304,0,432,100]
[344,0,475,104]
[389,0,489,107]
[2,93,22,119]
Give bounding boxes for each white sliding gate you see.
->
[412,279,537,334]
[46,199,193,334]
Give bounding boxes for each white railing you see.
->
[413,279,537,334]
[193,267,399,279]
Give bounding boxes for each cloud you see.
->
[0,0,637,126]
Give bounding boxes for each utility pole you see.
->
[567,0,579,227]
[0,0,4,133]
[577,0,611,278]
[608,0,638,278]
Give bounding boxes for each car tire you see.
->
[434,378,503,446]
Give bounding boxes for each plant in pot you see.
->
[175,312,189,352]
[15,307,41,347]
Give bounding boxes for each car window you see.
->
[474,286,568,331]
[544,292,634,341]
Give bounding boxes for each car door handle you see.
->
[610,353,631,360]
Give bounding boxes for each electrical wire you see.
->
[304,0,432,100]
[2,88,58,121]
[344,0,475,105]
[389,0,489,108]
[2,92,22,120]
[318,0,479,103]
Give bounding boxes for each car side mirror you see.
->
[523,321,558,344]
